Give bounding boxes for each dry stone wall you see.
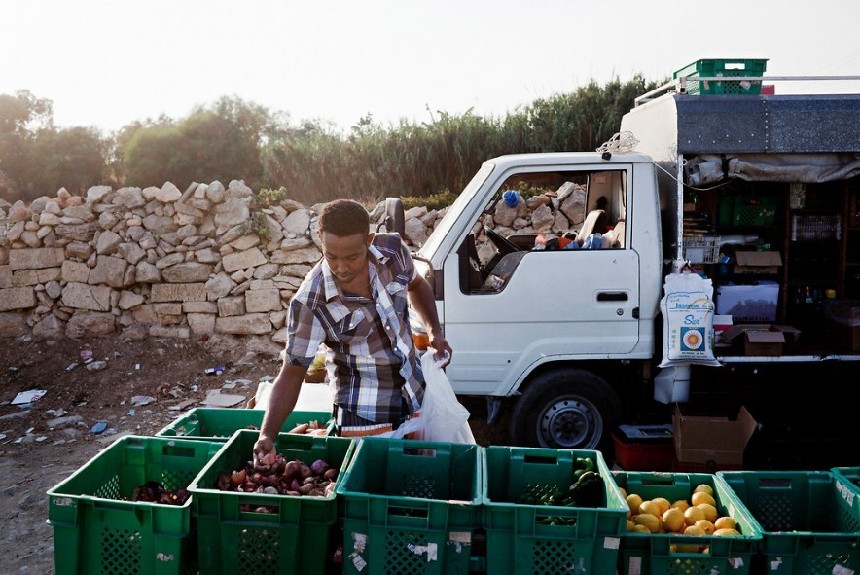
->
[0,181,586,342]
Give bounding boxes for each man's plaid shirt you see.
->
[282,233,425,424]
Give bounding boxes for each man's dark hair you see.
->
[318,199,370,236]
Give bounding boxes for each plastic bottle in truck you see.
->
[382,64,860,453]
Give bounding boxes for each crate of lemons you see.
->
[612,471,762,575]
[626,483,738,541]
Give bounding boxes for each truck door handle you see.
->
[597,291,628,302]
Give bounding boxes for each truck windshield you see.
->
[419,161,495,259]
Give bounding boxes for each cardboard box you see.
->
[719,323,801,355]
[733,251,782,274]
[672,404,759,466]
[743,330,783,355]
[716,280,779,322]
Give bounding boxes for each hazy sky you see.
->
[2,0,859,135]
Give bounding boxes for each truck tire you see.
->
[508,368,621,451]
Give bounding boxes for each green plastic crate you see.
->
[717,195,779,227]
[156,407,334,441]
[833,466,860,496]
[336,437,483,575]
[47,435,222,575]
[718,470,860,575]
[732,196,778,226]
[613,471,763,575]
[674,58,768,95]
[482,446,627,575]
[188,429,354,575]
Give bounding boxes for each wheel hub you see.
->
[538,398,601,449]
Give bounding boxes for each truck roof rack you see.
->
[635,75,860,107]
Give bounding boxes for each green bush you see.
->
[402,191,458,211]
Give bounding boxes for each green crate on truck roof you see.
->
[613,471,762,575]
[335,436,483,575]
[482,446,627,575]
[718,470,860,575]
[156,407,334,441]
[188,429,354,575]
[47,435,222,575]
[674,58,768,95]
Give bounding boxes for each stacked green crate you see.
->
[719,470,860,575]
[336,437,483,575]
[188,429,354,575]
[156,407,334,441]
[482,446,627,575]
[614,471,762,575]
[47,435,221,575]
[673,58,768,95]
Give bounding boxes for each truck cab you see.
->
[410,153,664,450]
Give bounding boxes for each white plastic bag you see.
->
[416,349,476,444]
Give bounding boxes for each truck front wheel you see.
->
[508,368,621,450]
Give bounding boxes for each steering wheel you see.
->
[484,226,522,256]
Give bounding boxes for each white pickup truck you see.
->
[385,69,860,453]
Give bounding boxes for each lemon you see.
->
[662,507,685,532]
[632,524,651,534]
[651,497,671,514]
[639,500,662,518]
[626,519,637,532]
[714,528,741,537]
[684,505,705,525]
[691,491,717,508]
[697,503,718,523]
[619,486,627,498]
[694,519,715,535]
[626,493,643,515]
[683,524,705,536]
[693,484,714,496]
[714,516,736,531]
[674,543,703,553]
[671,499,690,512]
[633,513,662,533]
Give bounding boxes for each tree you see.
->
[0,91,54,199]
[29,126,109,196]
[119,96,286,190]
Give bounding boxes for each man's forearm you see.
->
[259,363,308,440]
[408,276,442,335]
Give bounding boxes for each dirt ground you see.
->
[0,335,506,574]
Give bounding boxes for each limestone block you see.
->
[0,287,36,311]
[222,247,267,273]
[9,247,65,270]
[61,282,112,311]
[245,288,281,313]
[215,313,272,335]
[150,283,206,303]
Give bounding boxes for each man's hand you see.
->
[252,436,276,470]
[429,332,452,367]
[252,362,308,468]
